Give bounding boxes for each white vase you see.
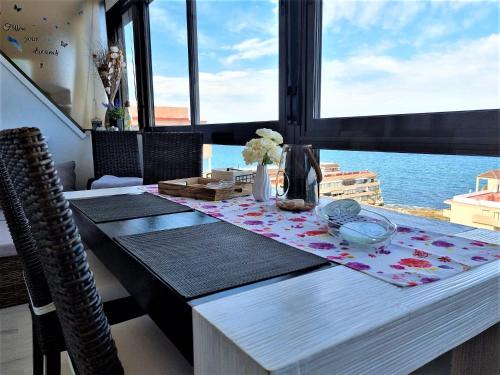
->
[253,164,272,202]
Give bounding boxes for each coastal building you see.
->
[443,170,500,231]
[476,169,500,191]
[319,164,384,206]
[266,163,384,206]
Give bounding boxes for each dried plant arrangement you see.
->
[93,45,126,105]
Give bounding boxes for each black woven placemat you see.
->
[70,193,191,223]
[115,221,329,299]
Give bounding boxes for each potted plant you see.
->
[242,128,283,201]
[103,101,126,130]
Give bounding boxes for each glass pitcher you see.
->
[276,144,323,211]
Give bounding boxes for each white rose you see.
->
[110,52,119,59]
[110,46,119,53]
[268,145,282,165]
[256,128,283,145]
[242,147,258,165]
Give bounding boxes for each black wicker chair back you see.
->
[142,132,203,185]
[91,131,142,179]
[0,159,65,354]
[0,127,123,375]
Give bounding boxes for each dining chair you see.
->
[0,127,191,375]
[89,131,143,189]
[0,159,65,374]
[142,132,203,185]
[0,131,143,374]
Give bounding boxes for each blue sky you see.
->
[149,0,278,76]
[132,0,499,122]
[323,1,499,60]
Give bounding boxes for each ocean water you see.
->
[204,145,499,209]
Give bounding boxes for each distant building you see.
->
[318,164,384,205]
[129,105,207,127]
[268,163,384,206]
[476,169,500,191]
[443,169,500,231]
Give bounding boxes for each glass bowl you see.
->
[316,200,397,245]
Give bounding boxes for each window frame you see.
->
[107,0,282,138]
[107,0,499,156]
[299,0,499,156]
[107,0,155,130]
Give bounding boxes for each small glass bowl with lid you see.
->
[315,199,397,245]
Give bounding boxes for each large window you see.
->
[197,0,279,123]
[107,0,498,155]
[320,1,499,118]
[149,0,191,126]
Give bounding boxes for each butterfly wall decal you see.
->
[13,4,22,12]
[40,63,44,68]
[61,41,68,48]
[7,36,22,52]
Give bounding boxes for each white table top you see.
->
[193,207,499,374]
[65,187,500,375]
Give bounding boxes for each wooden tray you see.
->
[158,177,252,201]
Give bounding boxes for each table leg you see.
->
[450,323,499,375]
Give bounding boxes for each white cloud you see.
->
[150,32,498,124]
[199,69,278,123]
[322,0,494,32]
[321,34,500,117]
[222,37,278,65]
[152,75,190,108]
[152,69,279,123]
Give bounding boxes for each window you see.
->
[197,0,279,124]
[203,145,246,172]
[122,16,139,129]
[149,0,191,126]
[320,1,500,118]
[108,0,498,155]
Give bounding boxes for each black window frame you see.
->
[299,0,499,156]
[107,0,499,156]
[107,0,283,143]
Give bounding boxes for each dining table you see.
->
[65,186,499,375]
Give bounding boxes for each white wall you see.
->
[0,56,93,189]
[0,0,108,129]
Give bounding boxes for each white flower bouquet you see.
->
[242,128,283,166]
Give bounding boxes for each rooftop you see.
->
[470,192,500,202]
[448,190,500,208]
[477,169,500,179]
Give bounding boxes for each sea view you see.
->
[205,146,500,209]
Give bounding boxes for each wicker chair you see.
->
[0,158,65,374]
[0,131,144,374]
[90,131,143,189]
[0,128,191,375]
[142,132,203,185]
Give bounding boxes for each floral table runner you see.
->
[142,185,499,287]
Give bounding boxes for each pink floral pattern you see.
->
[142,186,500,287]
